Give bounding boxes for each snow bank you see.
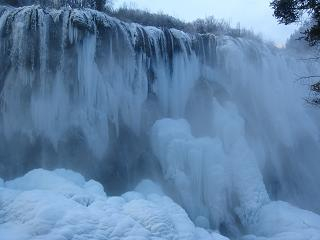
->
[0,169,226,240]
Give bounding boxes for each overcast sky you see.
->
[114,0,298,46]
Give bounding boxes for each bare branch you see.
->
[304,97,320,107]
[297,56,320,61]
[297,75,320,80]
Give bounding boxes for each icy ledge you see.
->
[0,169,228,240]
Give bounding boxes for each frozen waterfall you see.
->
[0,2,320,239]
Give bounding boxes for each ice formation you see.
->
[151,119,320,239]
[151,118,270,230]
[1,1,320,239]
[1,169,320,240]
[0,169,227,240]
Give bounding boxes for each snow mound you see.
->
[242,201,320,240]
[0,169,226,240]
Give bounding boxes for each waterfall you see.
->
[0,2,320,237]
[0,4,215,180]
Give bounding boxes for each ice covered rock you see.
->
[53,168,86,186]
[5,168,106,200]
[0,169,228,240]
[134,179,164,196]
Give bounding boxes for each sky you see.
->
[114,0,299,46]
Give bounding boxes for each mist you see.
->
[0,1,320,239]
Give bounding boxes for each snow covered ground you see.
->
[243,201,320,240]
[0,169,228,240]
[1,168,320,240]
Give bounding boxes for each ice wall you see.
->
[0,4,214,181]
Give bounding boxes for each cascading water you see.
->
[0,2,215,190]
[0,1,320,239]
